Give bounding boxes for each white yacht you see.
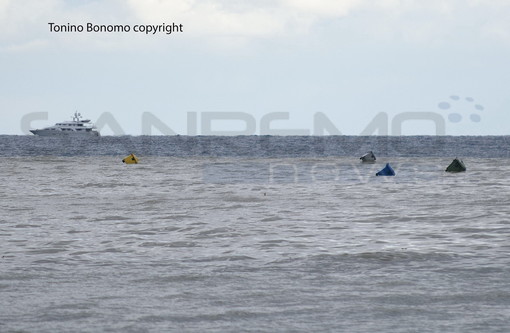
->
[30,112,100,136]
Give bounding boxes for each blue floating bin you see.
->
[376,163,395,176]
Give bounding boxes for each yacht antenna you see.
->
[73,111,82,122]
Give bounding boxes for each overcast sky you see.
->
[1,0,509,135]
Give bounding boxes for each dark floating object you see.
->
[360,151,376,163]
[376,163,395,176]
[445,158,466,172]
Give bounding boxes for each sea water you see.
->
[0,136,509,332]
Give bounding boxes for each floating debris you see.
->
[376,163,395,176]
[445,158,466,172]
[360,151,376,163]
[122,153,139,164]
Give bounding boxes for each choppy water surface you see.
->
[1,136,510,332]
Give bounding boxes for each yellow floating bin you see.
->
[122,153,139,164]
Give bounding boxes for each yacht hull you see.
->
[30,129,100,137]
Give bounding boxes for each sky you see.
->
[1,0,509,135]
